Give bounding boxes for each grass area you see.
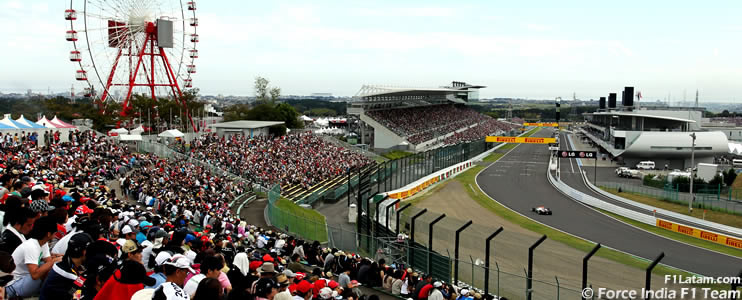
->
[521,127,540,137]
[373,156,388,163]
[382,150,413,160]
[596,208,742,258]
[455,165,725,289]
[601,187,742,229]
[273,198,329,242]
[732,174,742,190]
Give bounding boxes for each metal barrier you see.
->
[265,184,329,243]
[547,158,656,225]
[598,181,742,216]
[586,180,742,238]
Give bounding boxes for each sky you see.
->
[2,0,742,102]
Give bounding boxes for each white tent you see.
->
[158,129,184,138]
[119,134,143,141]
[110,128,129,135]
[36,116,57,128]
[0,115,19,129]
[300,115,314,121]
[130,125,145,135]
[315,118,329,127]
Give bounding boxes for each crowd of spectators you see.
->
[442,119,516,145]
[0,128,502,300]
[183,133,373,190]
[365,105,515,145]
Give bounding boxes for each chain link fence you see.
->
[600,181,742,215]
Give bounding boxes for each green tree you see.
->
[724,169,737,187]
[275,103,303,129]
[709,174,724,188]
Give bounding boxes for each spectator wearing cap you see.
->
[294,280,314,300]
[122,240,145,264]
[7,215,63,298]
[402,270,417,298]
[192,277,222,300]
[136,221,152,244]
[249,261,277,295]
[0,206,37,253]
[39,232,93,300]
[152,254,195,300]
[457,289,473,300]
[318,287,333,300]
[254,277,279,300]
[147,251,173,289]
[273,274,292,300]
[184,255,223,298]
[428,281,444,300]
[117,225,136,246]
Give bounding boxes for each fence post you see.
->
[427,214,446,275]
[454,220,474,284]
[469,255,474,287]
[410,209,428,267]
[495,261,500,295]
[396,204,412,236]
[645,252,665,300]
[527,235,547,300]
[582,244,601,300]
[347,167,352,207]
[485,227,504,299]
[375,197,384,236]
[386,199,400,230]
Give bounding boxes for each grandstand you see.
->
[348,81,517,151]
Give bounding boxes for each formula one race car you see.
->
[531,206,552,215]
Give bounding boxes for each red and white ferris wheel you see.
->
[65,0,199,131]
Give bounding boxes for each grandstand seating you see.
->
[365,104,517,146]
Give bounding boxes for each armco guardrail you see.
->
[547,158,656,225]
[583,172,742,238]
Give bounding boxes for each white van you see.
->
[636,161,655,170]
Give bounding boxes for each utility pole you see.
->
[689,132,696,213]
[556,97,561,180]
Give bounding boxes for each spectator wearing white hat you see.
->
[147,251,174,289]
[428,281,444,300]
[152,254,195,300]
[116,225,135,247]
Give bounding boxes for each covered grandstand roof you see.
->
[586,111,696,123]
[354,85,468,98]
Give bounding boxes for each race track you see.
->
[475,129,742,277]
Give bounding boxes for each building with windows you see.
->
[581,104,729,168]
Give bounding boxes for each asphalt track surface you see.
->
[476,129,742,277]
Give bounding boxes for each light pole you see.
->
[689,132,696,213]
[556,97,562,180]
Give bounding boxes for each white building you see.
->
[581,106,729,168]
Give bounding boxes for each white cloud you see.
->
[525,23,552,32]
[353,6,457,18]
